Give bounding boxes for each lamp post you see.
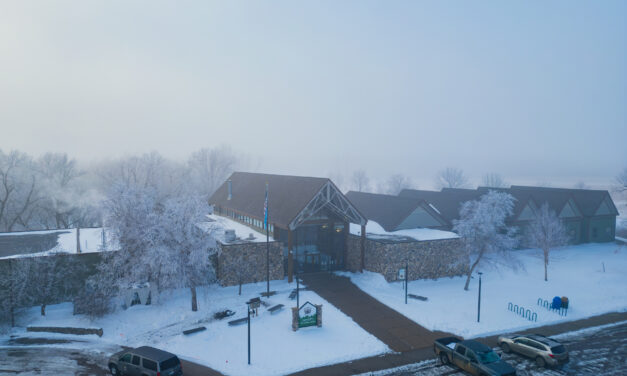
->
[246,301,251,365]
[477,272,483,323]
[296,272,300,309]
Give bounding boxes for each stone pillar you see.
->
[76,227,81,254]
[288,228,294,283]
[291,307,298,331]
[316,304,322,327]
[360,224,366,272]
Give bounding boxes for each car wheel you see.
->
[536,356,546,368]
[440,353,449,365]
[501,342,511,353]
[109,364,119,375]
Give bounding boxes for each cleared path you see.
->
[301,272,452,352]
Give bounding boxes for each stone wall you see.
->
[346,235,468,281]
[216,241,284,286]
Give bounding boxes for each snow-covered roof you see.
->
[0,227,115,259]
[349,221,458,242]
[201,214,275,244]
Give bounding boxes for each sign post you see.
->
[292,302,322,331]
[405,261,408,304]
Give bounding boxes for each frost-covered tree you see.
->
[351,170,370,192]
[96,152,185,200]
[188,146,240,199]
[482,173,507,188]
[28,253,87,316]
[525,203,570,282]
[453,190,519,290]
[381,174,413,195]
[436,167,470,189]
[0,258,32,326]
[573,181,589,190]
[149,195,216,311]
[98,181,216,312]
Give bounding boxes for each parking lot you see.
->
[373,321,627,375]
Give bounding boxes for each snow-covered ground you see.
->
[340,242,627,338]
[10,279,390,376]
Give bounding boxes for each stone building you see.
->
[209,172,368,283]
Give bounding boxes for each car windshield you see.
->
[159,356,180,370]
[477,350,500,364]
[551,345,565,354]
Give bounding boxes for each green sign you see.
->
[298,302,318,328]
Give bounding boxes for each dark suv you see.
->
[108,346,183,376]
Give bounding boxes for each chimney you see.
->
[227,179,232,200]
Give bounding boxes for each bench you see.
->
[228,317,248,326]
[408,294,428,301]
[183,326,206,335]
[288,290,297,300]
[268,304,284,314]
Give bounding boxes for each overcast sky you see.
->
[1,1,625,186]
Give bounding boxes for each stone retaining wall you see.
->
[217,241,284,286]
[346,235,468,281]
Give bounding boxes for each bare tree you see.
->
[453,190,519,290]
[525,203,570,282]
[482,173,507,188]
[436,167,470,189]
[188,146,240,199]
[351,170,370,192]
[36,153,83,229]
[616,167,627,192]
[382,174,413,195]
[573,181,589,189]
[0,150,41,232]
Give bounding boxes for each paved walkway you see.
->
[300,273,452,352]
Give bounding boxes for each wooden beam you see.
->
[360,224,366,272]
[288,228,294,283]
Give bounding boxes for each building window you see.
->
[592,228,598,238]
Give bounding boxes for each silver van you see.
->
[108,346,183,376]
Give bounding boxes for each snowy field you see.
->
[340,242,627,338]
[10,279,390,376]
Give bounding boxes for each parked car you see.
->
[434,337,517,376]
[497,333,569,368]
[108,346,183,376]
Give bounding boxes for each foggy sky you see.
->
[1,1,626,185]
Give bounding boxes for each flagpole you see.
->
[265,182,270,296]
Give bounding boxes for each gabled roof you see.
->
[509,186,617,217]
[399,188,482,224]
[345,191,446,232]
[209,172,366,229]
